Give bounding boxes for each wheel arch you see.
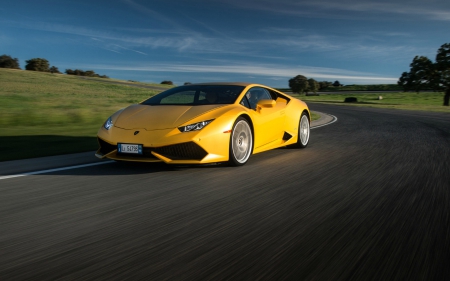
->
[302,109,311,124]
[236,113,255,154]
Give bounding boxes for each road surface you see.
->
[1,104,449,280]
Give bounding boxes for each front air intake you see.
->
[153,142,207,160]
[98,138,116,155]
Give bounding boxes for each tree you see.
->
[307,78,319,94]
[436,43,450,106]
[409,56,434,93]
[0,54,20,69]
[25,58,50,72]
[49,66,61,74]
[84,70,96,77]
[397,72,412,92]
[398,43,450,106]
[289,75,309,94]
[398,58,433,93]
[333,80,341,87]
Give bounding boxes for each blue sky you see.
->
[1,0,449,87]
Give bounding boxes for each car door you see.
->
[241,87,285,149]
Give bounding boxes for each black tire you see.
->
[295,112,310,148]
[228,117,253,166]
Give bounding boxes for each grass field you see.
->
[310,111,320,121]
[0,68,166,161]
[292,92,450,113]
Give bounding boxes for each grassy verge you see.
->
[0,68,162,161]
[310,111,320,121]
[292,92,450,113]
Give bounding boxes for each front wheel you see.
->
[228,117,253,166]
[296,112,310,148]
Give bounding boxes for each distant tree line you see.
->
[65,69,109,78]
[398,43,450,106]
[0,54,109,79]
[288,75,341,94]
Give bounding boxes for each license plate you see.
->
[118,143,143,154]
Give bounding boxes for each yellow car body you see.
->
[96,82,310,166]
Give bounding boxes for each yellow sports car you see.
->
[96,82,310,166]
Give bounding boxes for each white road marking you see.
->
[0,161,114,181]
[311,114,338,129]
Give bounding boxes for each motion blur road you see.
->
[1,104,449,280]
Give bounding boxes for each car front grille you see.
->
[153,142,207,160]
[99,138,207,161]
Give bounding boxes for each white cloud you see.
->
[1,14,426,61]
[310,1,450,21]
[216,0,450,21]
[101,47,121,54]
[84,62,398,83]
[111,44,148,55]
[121,0,186,30]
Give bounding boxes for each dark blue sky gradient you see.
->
[1,0,449,87]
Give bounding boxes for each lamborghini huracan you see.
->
[95,82,310,166]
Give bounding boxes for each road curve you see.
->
[1,104,449,280]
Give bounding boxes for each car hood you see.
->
[114,104,226,130]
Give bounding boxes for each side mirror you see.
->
[257,99,276,108]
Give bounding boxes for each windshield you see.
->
[141,85,245,106]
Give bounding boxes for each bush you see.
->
[65,69,109,78]
[49,66,61,74]
[0,54,20,69]
[161,80,174,85]
[25,58,50,72]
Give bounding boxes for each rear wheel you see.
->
[296,112,310,148]
[228,117,253,166]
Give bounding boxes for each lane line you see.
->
[311,114,338,129]
[1,113,338,181]
[0,161,114,181]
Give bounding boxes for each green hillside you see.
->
[0,68,168,161]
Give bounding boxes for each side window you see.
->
[244,87,272,110]
[198,91,207,102]
[267,89,278,100]
[259,88,272,100]
[268,89,290,104]
[240,96,251,109]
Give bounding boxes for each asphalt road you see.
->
[1,104,449,280]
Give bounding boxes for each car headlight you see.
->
[178,119,214,132]
[103,117,113,130]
